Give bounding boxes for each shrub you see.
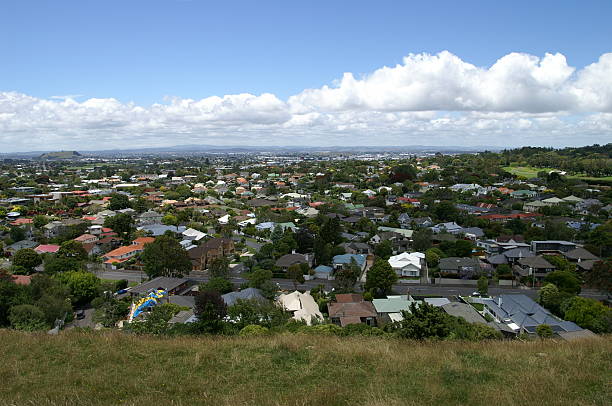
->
[239,324,269,336]
[9,304,48,331]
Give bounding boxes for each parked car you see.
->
[76,309,86,320]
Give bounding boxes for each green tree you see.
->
[248,268,273,289]
[141,235,192,278]
[583,259,611,295]
[334,258,361,292]
[477,276,488,296]
[194,289,227,323]
[104,213,134,236]
[536,324,554,338]
[208,257,230,278]
[365,258,398,295]
[412,229,433,252]
[453,240,474,257]
[109,193,130,211]
[200,277,233,294]
[55,271,101,306]
[425,248,441,268]
[562,296,610,333]
[12,249,42,273]
[287,263,305,290]
[543,271,581,295]
[9,304,48,331]
[9,227,26,243]
[162,214,179,226]
[393,302,452,340]
[129,303,179,335]
[58,240,88,261]
[374,240,393,260]
[33,215,49,229]
[227,299,290,330]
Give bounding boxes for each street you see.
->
[93,269,610,300]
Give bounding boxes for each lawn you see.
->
[0,330,610,406]
[504,166,612,183]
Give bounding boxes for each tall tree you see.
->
[365,258,398,295]
[141,235,192,278]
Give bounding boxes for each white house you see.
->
[277,291,323,325]
[388,252,425,277]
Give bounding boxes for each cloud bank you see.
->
[1,51,611,151]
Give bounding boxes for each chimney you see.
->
[498,297,502,307]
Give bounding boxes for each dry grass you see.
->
[0,330,610,406]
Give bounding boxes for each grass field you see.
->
[503,166,612,183]
[0,330,610,406]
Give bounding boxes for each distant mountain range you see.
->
[0,144,501,158]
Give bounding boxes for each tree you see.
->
[141,235,192,278]
[129,303,179,335]
[453,240,474,257]
[33,215,49,229]
[412,229,433,252]
[393,302,452,340]
[248,268,273,289]
[389,164,417,182]
[334,258,361,292]
[562,296,610,333]
[287,264,305,290]
[365,258,398,295]
[536,324,554,338]
[9,304,47,331]
[55,271,101,306]
[9,227,25,243]
[194,289,227,322]
[109,193,130,211]
[374,240,393,260]
[320,217,342,245]
[162,214,178,226]
[227,299,290,330]
[583,259,611,294]
[104,213,134,236]
[543,271,581,295]
[43,255,83,274]
[200,277,233,294]
[477,276,488,296]
[58,240,88,261]
[12,249,42,273]
[425,248,443,267]
[208,257,230,278]
[434,201,459,222]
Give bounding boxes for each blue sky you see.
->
[0,0,611,150]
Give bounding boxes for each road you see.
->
[91,269,612,300]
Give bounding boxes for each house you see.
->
[182,228,207,241]
[481,294,582,335]
[511,190,538,199]
[388,252,425,277]
[460,227,484,240]
[372,295,417,324]
[35,244,61,254]
[222,288,266,306]
[523,200,547,212]
[74,234,98,244]
[129,277,191,297]
[531,240,576,254]
[342,242,372,255]
[275,253,309,270]
[277,291,323,325]
[563,247,599,263]
[514,256,555,280]
[438,257,484,279]
[137,224,186,236]
[5,240,38,255]
[103,245,144,266]
[431,222,463,234]
[332,254,367,271]
[188,237,235,271]
[328,294,377,327]
[313,265,333,280]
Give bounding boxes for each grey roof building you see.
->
[221,288,266,306]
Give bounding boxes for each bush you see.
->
[299,324,343,335]
[536,324,554,338]
[9,304,48,331]
[239,324,269,336]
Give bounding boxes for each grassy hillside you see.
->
[0,330,610,406]
[39,150,82,160]
[503,166,612,182]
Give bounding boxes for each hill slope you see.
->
[0,330,609,406]
[38,150,82,159]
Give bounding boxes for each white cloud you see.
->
[0,51,611,151]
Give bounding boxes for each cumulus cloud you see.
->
[0,51,611,151]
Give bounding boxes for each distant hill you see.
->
[38,151,82,160]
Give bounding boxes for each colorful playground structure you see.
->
[128,289,168,322]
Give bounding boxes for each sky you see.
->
[1,0,611,152]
